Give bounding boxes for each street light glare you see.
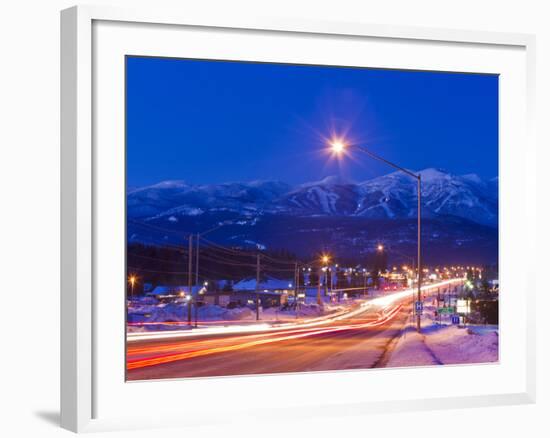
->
[329,139,347,155]
[331,140,345,153]
[377,244,384,252]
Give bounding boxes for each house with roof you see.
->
[230,276,294,308]
[146,285,204,302]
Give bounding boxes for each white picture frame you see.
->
[61,4,536,433]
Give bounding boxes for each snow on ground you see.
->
[385,326,440,367]
[128,302,254,323]
[262,302,347,321]
[127,301,351,331]
[127,325,149,333]
[385,309,498,367]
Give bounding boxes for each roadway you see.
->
[126,279,462,380]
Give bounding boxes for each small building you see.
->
[231,276,294,308]
[146,285,203,302]
[233,276,294,293]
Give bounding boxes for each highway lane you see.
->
[126,279,462,380]
[126,302,411,380]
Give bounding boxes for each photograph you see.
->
[125,56,499,381]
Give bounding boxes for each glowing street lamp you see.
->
[128,275,137,299]
[330,139,346,154]
[377,244,384,252]
[328,137,424,332]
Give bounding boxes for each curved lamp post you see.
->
[329,139,423,332]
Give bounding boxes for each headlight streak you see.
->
[127,323,379,356]
[127,304,404,370]
[127,279,463,344]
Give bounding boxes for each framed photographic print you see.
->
[61,5,536,433]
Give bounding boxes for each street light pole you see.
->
[416,175,422,332]
[255,253,261,321]
[330,140,423,332]
[187,235,193,327]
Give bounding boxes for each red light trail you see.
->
[127,304,402,370]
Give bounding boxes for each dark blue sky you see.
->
[126,56,498,187]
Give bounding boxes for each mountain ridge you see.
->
[128,168,498,227]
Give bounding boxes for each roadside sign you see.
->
[451,315,460,325]
[438,306,453,314]
[415,301,423,314]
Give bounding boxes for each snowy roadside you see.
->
[385,317,498,368]
[127,301,352,332]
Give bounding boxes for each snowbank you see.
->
[127,300,356,331]
[128,303,255,324]
[386,323,498,368]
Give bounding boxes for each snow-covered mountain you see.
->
[128,168,498,227]
[355,168,498,226]
[128,180,292,220]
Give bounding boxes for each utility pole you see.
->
[294,262,300,318]
[187,235,193,326]
[295,262,300,318]
[194,233,200,328]
[195,232,200,287]
[317,267,322,306]
[324,269,328,297]
[255,253,260,321]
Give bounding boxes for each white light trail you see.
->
[127,278,464,342]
